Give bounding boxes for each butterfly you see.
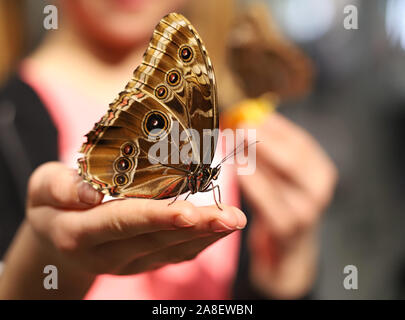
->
[78,13,224,208]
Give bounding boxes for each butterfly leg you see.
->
[213,184,222,211]
[216,184,222,204]
[205,182,222,211]
[168,178,188,206]
[184,191,192,201]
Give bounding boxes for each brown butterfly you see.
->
[78,13,223,208]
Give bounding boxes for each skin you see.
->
[239,113,337,298]
[0,162,245,299]
[0,0,337,299]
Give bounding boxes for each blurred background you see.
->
[1,0,405,299]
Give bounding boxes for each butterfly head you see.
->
[211,166,221,181]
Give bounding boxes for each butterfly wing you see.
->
[78,13,218,199]
[130,13,219,166]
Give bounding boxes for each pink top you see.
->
[20,59,242,300]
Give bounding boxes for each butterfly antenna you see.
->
[216,140,259,168]
[216,141,244,166]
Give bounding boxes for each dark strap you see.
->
[0,75,58,258]
[0,101,32,203]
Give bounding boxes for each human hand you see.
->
[27,162,247,276]
[238,113,337,298]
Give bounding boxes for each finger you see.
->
[255,151,319,224]
[28,162,103,209]
[255,114,337,202]
[117,232,231,275]
[28,189,246,251]
[239,164,297,238]
[94,216,243,264]
[277,178,323,229]
[240,157,322,238]
[76,201,247,245]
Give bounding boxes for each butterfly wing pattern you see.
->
[78,13,219,199]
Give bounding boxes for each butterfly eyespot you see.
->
[121,142,137,156]
[166,70,181,86]
[114,174,128,186]
[115,157,132,172]
[143,110,169,137]
[79,13,219,203]
[179,45,193,63]
[155,85,168,99]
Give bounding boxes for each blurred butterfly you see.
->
[78,13,223,208]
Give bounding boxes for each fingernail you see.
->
[174,215,196,227]
[78,181,100,205]
[210,219,236,232]
[233,207,247,229]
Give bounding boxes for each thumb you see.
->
[28,161,103,209]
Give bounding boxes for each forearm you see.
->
[0,221,95,299]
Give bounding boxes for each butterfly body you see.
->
[187,165,220,193]
[78,13,222,207]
